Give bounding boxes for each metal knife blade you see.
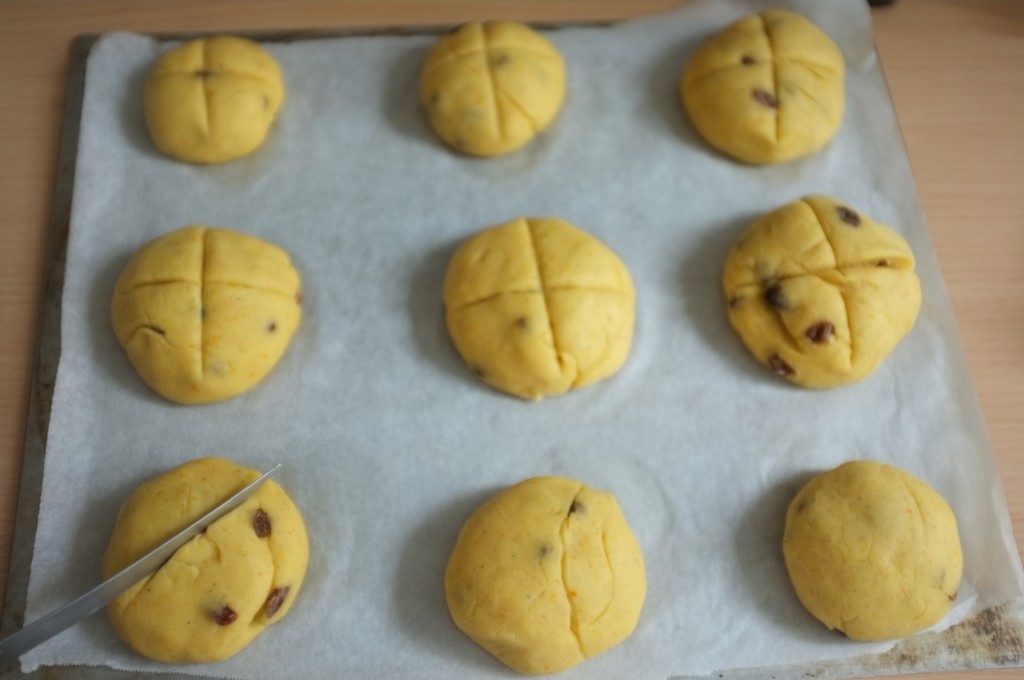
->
[0,463,281,666]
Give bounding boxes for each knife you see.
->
[0,463,281,666]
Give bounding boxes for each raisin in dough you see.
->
[681,10,844,164]
[102,457,309,662]
[111,226,302,404]
[783,461,962,641]
[420,21,566,157]
[145,35,284,164]
[444,217,634,400]
[723,196,920,388]
[446,477,646,675]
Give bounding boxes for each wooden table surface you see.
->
[0,1,1021,678]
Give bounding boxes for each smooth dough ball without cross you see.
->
[722,196,920,388]
[681,9,844,164]
[144,35,284,164]
[783,460,962,641]
[443,217,635,400]
[103,457,309,662]
[420,21,566,156]
[445,476,646,675]
[111,226,302,404]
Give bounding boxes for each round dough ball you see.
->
[443,217,635,400]
[111,226,303,404]
[681,9,844,164]
[102,457,309,662]
[722,196,921,388]
[420,21,566,157]
[145,35,284,164]
[783,461,962,641]
[446,477,646,675]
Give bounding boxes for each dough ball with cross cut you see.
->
[102,457,309,662]
[144,35,284,164]
[111,226,302,404]
[420,21,566,157]
[681,9,844,164]
[443,217,635,400]
[783,460,962,641]
[723,196,920,388]
[445,476,646,675]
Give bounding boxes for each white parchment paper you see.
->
[22,0,1024,678]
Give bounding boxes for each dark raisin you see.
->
[763,284,788,309]
[741,55,756,65]
[837,206,861,226]
[767,354,794,377]
[212,605,237,625]
[268,322,277,333]
[752,88,779,108]
[264,587,290,618]
[805,321,834,344]
[253,508,272,537]
[568,499,584,515]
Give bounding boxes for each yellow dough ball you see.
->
[681,10,844,164]
[102,457,309,662]
[111,226,303,404]
[722,196,920,388]
[144,35,285,164]
[783,461,962,641]
[445,477,646,675]
[443,217,634,400]
[420,21,566,156]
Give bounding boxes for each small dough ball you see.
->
[111,226,303,404]
[145,35,284,163]
[783,461,962,641]
[420,21,566,156]
[102,457,309,662]
[723,196,920,388]
[446,477,646,675]
[681,10,844,164]
[444,217,635,400]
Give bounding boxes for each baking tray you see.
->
[3,10,1024,680]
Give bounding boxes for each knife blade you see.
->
[0,463,281,666]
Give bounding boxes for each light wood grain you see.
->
[1,1,1021,678]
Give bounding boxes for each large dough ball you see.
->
[681,10,844,164]
[783,460,962,641]
[111,226,302,404]
[722,196,920,388]
[420,22,566,157]
[103,457,309,662]
[444,217,634,400]
[145,35,284,164]
[445,477,646,674]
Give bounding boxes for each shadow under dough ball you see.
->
[144,35,285,164]
[783,460,962,641]
[722,196,920,388]
[111,226,303,404]
[445,476,646,675]
[443,217,635,400]
[103,457,309,662]
[681,9,845,164]
[420,21,566,157]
